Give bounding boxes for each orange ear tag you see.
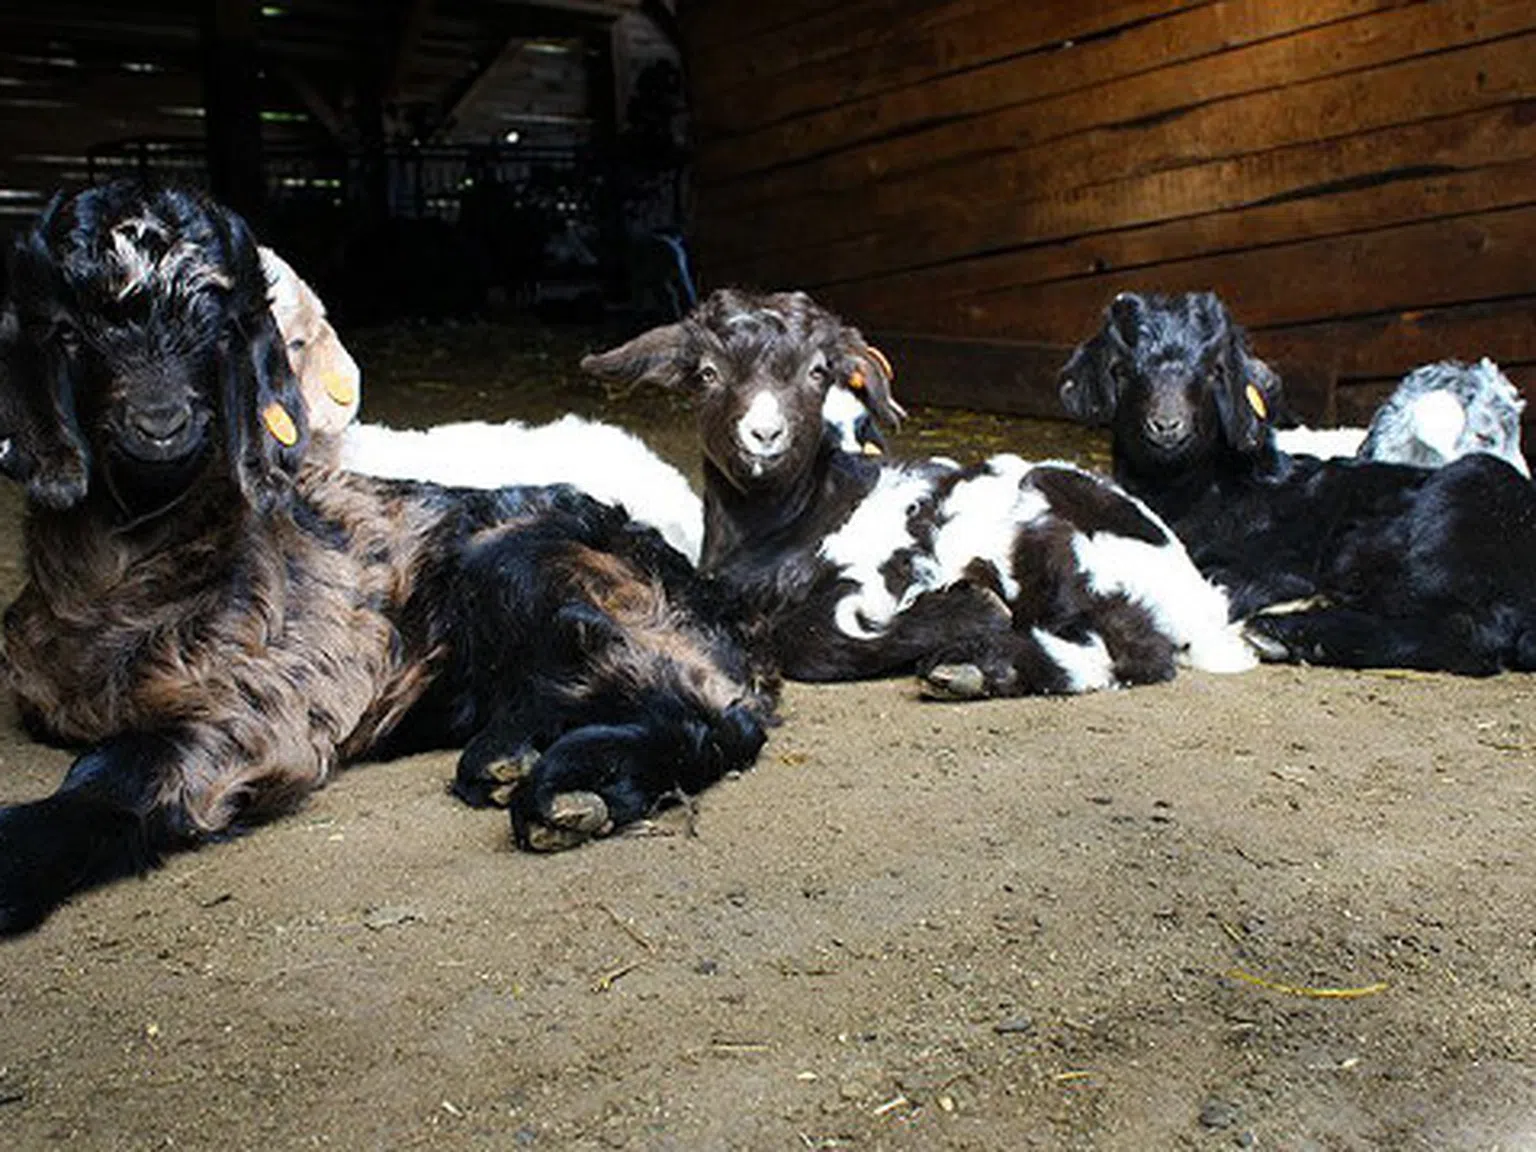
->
[865,345,894,380]
[263,401,299,446]
[323,372,356,406]
[1245,382,1269,420]
[847,367,866,391]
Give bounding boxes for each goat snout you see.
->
[119,397,204,460]
[737,391,790,465]
[1145,411,1188,443]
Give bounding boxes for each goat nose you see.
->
[1148,413,1186,438]
[749,423,785,450]
[131,403,192,441]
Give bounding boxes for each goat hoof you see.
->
[1240,622,1293,662]
[524,791,613,852]
[487,747,540,783]
[454,744,541,808]
[920,662,988,701]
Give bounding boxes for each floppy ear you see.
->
[0,309,35,484]
[580,322,692,389]
[222,300,308,512]
[210,208,308,510]
[3,216,95,507]
[1197,292,1272,453]
[837,338,906,431]
[1060,291,1148,424]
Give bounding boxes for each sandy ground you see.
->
[1,322,1534,1151]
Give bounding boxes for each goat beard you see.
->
[99,439,215,524]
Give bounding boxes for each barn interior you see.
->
[2,1,1530,430]
[3,8,1536,1150]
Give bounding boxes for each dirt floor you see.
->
[1,322,1534,1151]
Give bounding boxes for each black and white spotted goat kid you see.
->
[582,289,1254,699]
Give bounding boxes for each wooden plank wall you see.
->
[681,0,1536,423]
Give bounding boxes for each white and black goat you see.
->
[1273,356,1528,475]
[581,289,1254,700]
[1059,290,1536,674]
[0,182,776,934]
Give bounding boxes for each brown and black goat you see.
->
[0,182,774,934]
[582,289,1254,700]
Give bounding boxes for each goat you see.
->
[255,250,885,564]
[0,181,775,934]
[1059,290,1536,673]
[581,289,1254,700]
[1356,357,1528,476]
[1272,357,1528,475]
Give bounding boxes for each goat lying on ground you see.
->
[582,289,1254,699]
[0,182,775,934]
[1356,357,1528,475]
[1059,290,1536,673]
[259,249,888,565]
[1273,357,1528,475]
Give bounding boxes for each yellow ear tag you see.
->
[263,401,299,446]
[1245,382,1269,420]
[323,372,356,406]
[861,441,883,457]
[847,367,866,391]
[866,345,894,380]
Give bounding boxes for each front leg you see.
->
[0,732,187,935]
[511,702,768,852]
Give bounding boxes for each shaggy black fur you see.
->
[1059,289,1536,673]
[0,181,774,934]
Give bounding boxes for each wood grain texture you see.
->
[683,0,1536,420]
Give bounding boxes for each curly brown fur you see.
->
[0,182,774,934]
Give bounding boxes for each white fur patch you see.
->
[340,416,704,563]
[1069,491,1256,674]
[737,390,787,464]
[1407,390,1467,462]
[930,454,1049,602]
[1273,425,1366,459]
[821,385,868,452]
[1032,627,1114,692]
[820,464,941,639]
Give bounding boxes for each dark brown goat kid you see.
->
[0,182,774,934]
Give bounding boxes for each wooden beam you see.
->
[200,0,265,223]
[384,0,435,103]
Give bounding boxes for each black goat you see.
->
[1059,290,1536,673]
[0,182,774,934]
[582,289,1253,700]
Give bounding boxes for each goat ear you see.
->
[223,302,308,512]
[1058,326,1122,425]
[840,341,906,431]
[1201,297,1274,452]
[581,323,691,389]
[0,299,91,507]
[1108,291,1146,345]
[0,309,37,485]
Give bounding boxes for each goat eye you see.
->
[56,326,81,354]
[697,363,719,386]
[287,337,307,353]
[807,363,828,385]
